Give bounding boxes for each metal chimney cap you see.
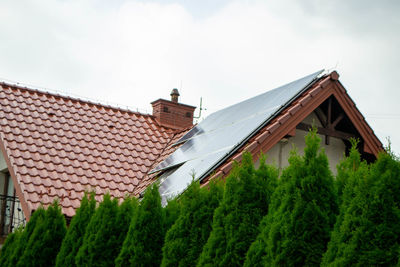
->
[170,88,180,96]
[170,88,180,102]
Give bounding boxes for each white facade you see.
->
[264,112,346,175]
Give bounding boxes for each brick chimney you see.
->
[151,89,196,130]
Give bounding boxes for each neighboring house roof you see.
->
[0,69,384,219]
[0,82,191,218]
[152,71,383,201]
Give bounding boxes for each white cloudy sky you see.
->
[0,0,399,154]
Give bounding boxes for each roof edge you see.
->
[0,134,31,221]
[0,81,156,120]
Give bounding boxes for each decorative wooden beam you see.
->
[314,108,327,128]
[296,122,357,140]
[326,98,332,145]
[331,113,344,129]
[327,98,332,127]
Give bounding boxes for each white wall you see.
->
[0,152,7,172]
[264,112,346,175]
[0,151,7,194]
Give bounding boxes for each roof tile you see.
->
[0,83,189,217]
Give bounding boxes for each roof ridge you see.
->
[0,81,155,120]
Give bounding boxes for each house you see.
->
[0,70,382,241]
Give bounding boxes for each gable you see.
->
[205,71,382,183]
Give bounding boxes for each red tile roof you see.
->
[0,82,191,218]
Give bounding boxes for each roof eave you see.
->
[0,135,31,220]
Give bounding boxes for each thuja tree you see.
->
[18,201,67,267]
[247,130,338,266]
[0,227,23,267]
[323,151,400,266]
[197,152,278,267]
[5,207,46,267]
[321,141,367,265]
[56,192,97,267]
[163,197,182,232]
[114,196,138,255]
[244,171,291,267]
[75,193,120,267]
[161,179,224,267]
[115,183,164,267]
[335,139,362,207]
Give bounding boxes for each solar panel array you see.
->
[153,70,323,201]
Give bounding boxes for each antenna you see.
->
[194,97,206,119]
[326,62,339,74]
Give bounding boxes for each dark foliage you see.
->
[321,141,366,265]
[56,192,97,267]
[244,173,289,267]
[6,207,46,267]
[75,193,120,267]
[114,196,138,255]
[115,183,164,267]
[163,197,182,232]
[18,201,67,267]
[161,179,223,267]
[0,227,23,266]
[323,151,400,266]
[197,152,278,267]
[246,130,338,266]
[335,139,362,207]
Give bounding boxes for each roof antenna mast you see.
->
[194,97,206,119]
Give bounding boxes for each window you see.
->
[0,172,24,236]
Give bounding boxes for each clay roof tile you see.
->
[0,83,191,217]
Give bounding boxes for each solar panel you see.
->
[153,70,324,201]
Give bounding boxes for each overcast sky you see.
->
[0,0,399,154]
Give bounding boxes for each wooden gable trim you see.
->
[330,82,382,156]
[296,122,357,140]
[204,72,383,184]
[0,136,31,221]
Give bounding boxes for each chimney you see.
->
[151,89,196,130]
